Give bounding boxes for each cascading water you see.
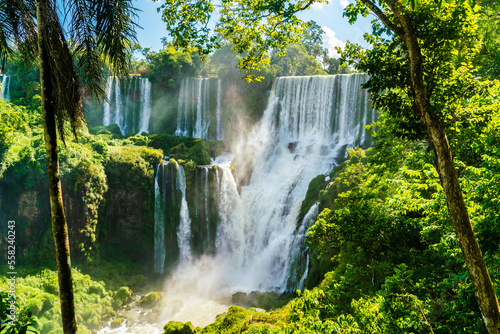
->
[0,74,10,101]
[204,167,210,246]
[176,162,192,263]
[291,202,320,289]
[215,155,246,270]
[209,74,374,292]
[103,76,113,126]
[216,80,223,140]
[154,163,167,274]
[175,77,222,140]
[114,77,123,132]
[102,76,153,135]
[139,78,152,133]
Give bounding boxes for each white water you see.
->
[163,74,372,292]
[204,167,210,245]
[174,79,189,137]
[97,319,161,334]
[139,78,152,133]
[193,78,208,138]
[102,76,153,135]
[175,77,222,140]
[294,202,320,289]
[216,79,223,140]
[103,76,113,126]
[176,163,192,263]
[114,78,123,133]
[1,75,10,101]
[154,163,166,274]
[210,74,371,291]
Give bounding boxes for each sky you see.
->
[134,0,374,58]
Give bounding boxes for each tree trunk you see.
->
[389,4,500,333]
[37,1,78,333]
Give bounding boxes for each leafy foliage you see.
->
[155,0,326,80]
[0,269,115,334]
[342,1,481,141]
[0,292,37,334]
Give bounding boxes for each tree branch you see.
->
[359,0,404,37]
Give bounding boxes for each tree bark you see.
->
[37,1,78,333]
[385,3,500,333]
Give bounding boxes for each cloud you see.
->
[322,26,345,58]
[340,0,349,8]
[311,2,325,10]
[311,0,348,10]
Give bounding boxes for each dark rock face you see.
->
[0,151,158,267]
[0,183,51,262]
[104,188,150,243]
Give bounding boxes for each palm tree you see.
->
[1,0,138,332]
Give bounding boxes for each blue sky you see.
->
[134,0,374,57]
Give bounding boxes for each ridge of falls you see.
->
[1,74,10,101]
[175,77,223,140]
[155,74,375,298]
[102,76,153,135]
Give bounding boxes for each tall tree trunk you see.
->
[37,1,78,333]
[387,4,500,333]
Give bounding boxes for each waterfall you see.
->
[114,78,124,133]
[176,163,192,263]
[214,156,246,269]
[216,79,223,140]
[193,78,207,138]
[212,74,373,291]
[175,77,222,140]
[154,163,167,274]
[103,76,113,126]
[102,76,153,135]
[204,167,210,246]
[139,78,152,134]
[161,74,374,294]
[175,79,189,137]
[1,75,10,101]
[291,202,319,290]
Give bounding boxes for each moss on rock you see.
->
[163,320,196,334]
[110,318,124,328]
[139,292,163,308]
[112,287,133,309]
[298,174,327,225]
[89,124,123,137]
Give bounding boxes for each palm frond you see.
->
[38,0,83,143]
[94,0,139,76]
[0,0,37,70]
[62,0,139,103]
[64,0,105,101]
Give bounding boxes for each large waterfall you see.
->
[0,74,10,101]
[102,76,152,135]
[154,74,375,298]
[175,77,222,140]
[214,74,373,291]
